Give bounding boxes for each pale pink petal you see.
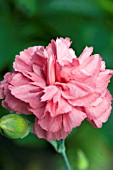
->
[1,72,13,84]
[62,82,94,100]
[55,62,62,82]
[34,119,50,140]
[34,118,69,141]
[50,89,72,116]
[41,85,58,102]
[32,46,48,67]
[2,89,31,114]
[56,37,76,66]
[0,83,4,99]
[61,37,72,47]
[13,46,37,72]
[47,55,56,85]
[63,107,86,132]
[90,96,103,107]
[96,70,113,93]
[29,106,46,119]
[46,97,72,117]
[10,73,30,86]
[79,46,93,64]
[32,64,45,79]
[46,39,56,56]
[59,59,79,82]
[79,54,102,76]
[38,113,62,132]
[68,92,100,106]
[52,87,62,103]
[85,97,110,119]
[0,72,13,99]
[0,90,4,99]
[88,106,112,128]
[96,106,111,128]
[45,101,58,117]
[9,84,44,109]
[86,90,112,128]
[70,66,92,82]
[56,97,72,114]
[81,77,96,90]
[69,48,76,59]
[96,106,112,125]
[24,71,46,87]
[56,59,79,82]
[100,61,106,70]
[13,46,47,88]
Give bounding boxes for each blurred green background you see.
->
[0,0,113,170]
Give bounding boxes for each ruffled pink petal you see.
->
[63,107,86,132]
[80,76,96,90]
[55,97,72,115]
[91,106,112,128]
[79,54,102,77]
[0,89,4,99]
[10,73,30,86]
[96,70,113,93]
[38,113,62,132]
[47,55,56,85]
[34,118,69,141]
[28,105,46,119]
[52,86,62,103]
[52,89,72,115]
[0,72,13,99]
[2,89,31,114]
[55,38,76,66]
[41,85,58,102]
[13,47,37,72]
[90,96,103,107]
[46,97,72,117]
[100,61,106,71]
[13,47,47,88]
[59,59,79,82]
[62,82,94,100]
[68,92,100,106]
[32,46,48,67]
[32,64,45,79]
[45,101,58,117]
[9,84,44,109]
[70,66,92,82]
[79,46,93,64]
[61,37,72,47]
[0,83,4,99]
[24,71,46,87]
[85,98,110,119]
[55,59,79,83]
[79,47,93,64]
[46,39,56,57]
[85,90,112,128]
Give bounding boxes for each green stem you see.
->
[58,139,72,170]
[50,139,72,170]
[61,149,72,170]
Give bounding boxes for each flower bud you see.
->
[0,114,30,139]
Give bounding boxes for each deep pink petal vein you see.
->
[0,37,113,141]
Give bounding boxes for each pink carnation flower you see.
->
[0,38,113,141]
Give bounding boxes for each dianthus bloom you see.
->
[0,38,113,141]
